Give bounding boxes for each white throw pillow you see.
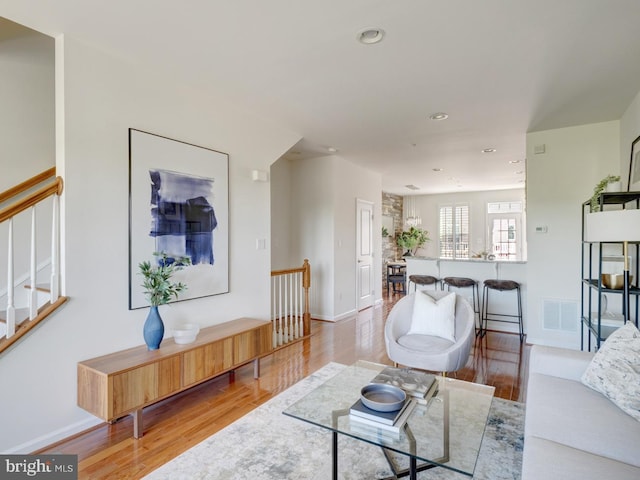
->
[581,322,640,421]
[407,291,456,342]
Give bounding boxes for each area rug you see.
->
[144,363,524,479]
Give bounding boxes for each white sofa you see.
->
[523,345,640,479]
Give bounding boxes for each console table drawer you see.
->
[233,323,272,364]
[112,357,181,417]
[182,338,233,387]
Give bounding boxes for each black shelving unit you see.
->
[581,192,640,351]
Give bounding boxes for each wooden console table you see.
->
[77,317,272,438]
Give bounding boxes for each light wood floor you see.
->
[38,292,530,479]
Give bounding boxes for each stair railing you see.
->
[0,167,66,352]
[270,259,311,347]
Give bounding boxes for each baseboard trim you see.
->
[333,309,357,322]
[312,308,357,322]
[5,416,102,454]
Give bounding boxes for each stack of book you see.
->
[369,366,438,405]
[349,367,439,439]
[349,396,416,438]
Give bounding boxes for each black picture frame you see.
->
[628,134,640,192]
[128,129,230,309]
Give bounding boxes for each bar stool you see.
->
[386,263,406,294]
[442,277,482,335]
[408,274,440,291]
[481,279,524,342]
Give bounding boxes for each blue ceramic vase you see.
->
[143,306,164,350]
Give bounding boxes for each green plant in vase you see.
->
[138,252,190,350]
[396,227,430,256]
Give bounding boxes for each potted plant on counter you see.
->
[396,227,430,256]
[138,251,190,350]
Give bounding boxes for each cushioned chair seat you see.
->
[484,279,519,291]
[397,334,453,351]
[384,291,475,373]
[443,277,476,288]
[409,275,438,285]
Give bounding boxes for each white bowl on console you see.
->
[172,323,200,344]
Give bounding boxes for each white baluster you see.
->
[6,218,15,338]
[293,273,298,339]
[298,272,303,337]
[29,206,37,320]
[292,272,297,338]
[291,272,297,339]
[278,275,283,346]
[271,277,278,348]
[283,274,288,344]
[50,194,60,302]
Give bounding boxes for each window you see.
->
[439,204,469,259]
[487,202,522,261]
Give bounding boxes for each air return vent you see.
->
[543,299,578,331]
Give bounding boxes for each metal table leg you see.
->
[332,431,338,480]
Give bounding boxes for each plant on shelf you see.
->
[396,227,430,256]
[589,174,621,212]
[382,226,389,237]
[138,251,190,350]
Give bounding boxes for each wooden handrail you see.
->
[0,176,63,224]
[0,167,66,352]
[271,265,306,277]
[0,167,56,204]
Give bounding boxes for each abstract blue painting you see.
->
[129,129,229,309]
[149,169,217,266]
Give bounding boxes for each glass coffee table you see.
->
[283,361,495,480]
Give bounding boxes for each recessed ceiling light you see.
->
[509,159,521,164]
[429,112,449,121]
[357,28,385,45]
[482,148,497,153]
[432,168,443,172]
[327,147,338,153]
[515,170,524,175]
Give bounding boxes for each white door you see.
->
[356,199,374,311]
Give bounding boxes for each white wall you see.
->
[0,26,55,297]
[0,27,54,190]
[270,158,293,270]
[289,156,335,319]
[525,120,620,348]
[332,158,382,318]
[285,155,382,321]
[0,35,300,453]
[408,189,526,259]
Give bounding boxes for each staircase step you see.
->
[0,308,30,325]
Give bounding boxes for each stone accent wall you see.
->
[382,192,403,287]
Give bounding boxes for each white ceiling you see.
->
[4,0,640,195]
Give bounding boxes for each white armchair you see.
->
[384,291,475,373]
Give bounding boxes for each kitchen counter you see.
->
[403,257,527,335]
